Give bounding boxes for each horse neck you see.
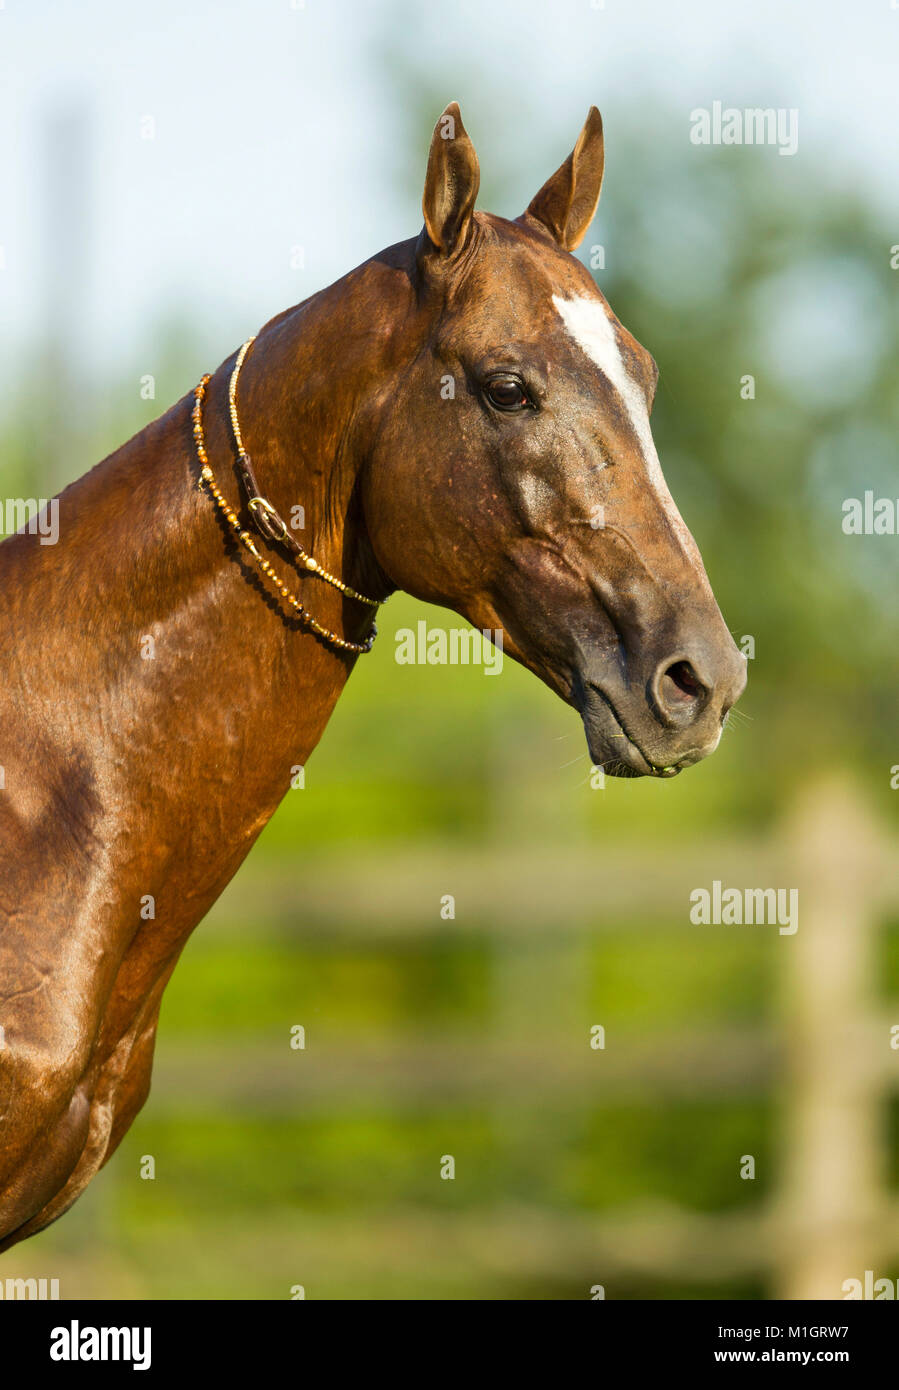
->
[2,259,410,911]
[216,277,400,610]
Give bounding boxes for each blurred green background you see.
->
[1,0,898,1299]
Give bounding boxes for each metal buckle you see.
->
[248,495,290,543]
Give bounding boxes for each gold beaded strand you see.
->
[192,371,378,655]
[226,338,378,608]
[227,337,255,457]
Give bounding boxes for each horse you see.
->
[0,103,746,1251]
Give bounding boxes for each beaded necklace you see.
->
[192,337,378,655]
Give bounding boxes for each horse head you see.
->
[363,103,747,777]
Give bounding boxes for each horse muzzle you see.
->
[575,638,747,778]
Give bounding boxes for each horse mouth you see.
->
[580,683,691,780]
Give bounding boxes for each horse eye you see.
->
[484,376,529,412]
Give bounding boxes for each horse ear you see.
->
[421,101,480,258]
[523,107,604,251]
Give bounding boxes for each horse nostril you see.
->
[662,659,704,705]
[650,645,744,732]
[651,656,714,729]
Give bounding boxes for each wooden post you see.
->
[773,777,888,1299]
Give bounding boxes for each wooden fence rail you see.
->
[199,776,896,1299]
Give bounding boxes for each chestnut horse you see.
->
[0,104,745,1251]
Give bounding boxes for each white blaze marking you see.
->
[551,293,695,554]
